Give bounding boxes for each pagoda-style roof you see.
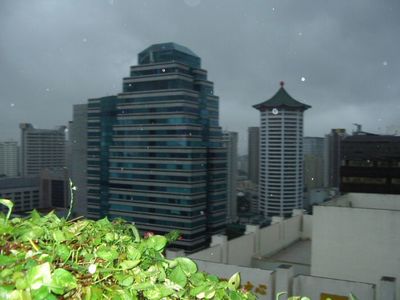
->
[253,82,311,111]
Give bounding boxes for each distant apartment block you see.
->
[20,123,66,176]
[0,140,19,177]
[0,176,40,213]
[254,82,310,217]
[86,43,227,252]
[68,104,88,217]
[340,133,400,194]
[324,128,347,188]
[223,131,238,222]
[247,127,260,184]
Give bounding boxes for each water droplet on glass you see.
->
[10,103,15,107]
[382,61,388,66]
[82,38,88,43]
[161,68,166,72]
[272,7,276,11]
[301,77,306,82]
[200,211,204,215]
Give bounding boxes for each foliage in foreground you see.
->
[0,199,255,299]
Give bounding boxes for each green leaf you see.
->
[229,290,242,300]
[0,198,13,223]
[21,225,44,241]
[129,224,141,242]
[26,262,52,290]
[15,277,28,290]
[349,293,359,300]
[96,245,118,261]
[50,268,77,294]
[190,272,206,286]
[0,254,16,266]
[127,245,141,260]
[83,286,103,300]
[56,244,71,261]
[31,285,57,300]
[143,288,162,300]
[52,230,66,243]
[120,259,140,270]
[228,272,241,291]
[169,265,187,288]
[206,274,219,283]
[175,257,197,275]
[146,235,167,251]
[117,275,134,287]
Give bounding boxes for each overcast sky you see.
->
[1,0,399,154]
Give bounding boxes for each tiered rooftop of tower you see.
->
[253,82,311,111]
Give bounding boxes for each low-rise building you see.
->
[169,193,399,299]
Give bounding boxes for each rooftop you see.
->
[321,193,400,211]
[139,42,199,58]
[253,82,311,111]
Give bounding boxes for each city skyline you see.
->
[1,0,399,154]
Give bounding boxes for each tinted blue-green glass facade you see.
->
[87,43,226,252]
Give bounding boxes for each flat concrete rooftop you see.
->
[321,193,400,211]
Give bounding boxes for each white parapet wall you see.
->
[292,275,375,300]
[189,213,306,267]
[312,193,400,299]
[193,260,274,300]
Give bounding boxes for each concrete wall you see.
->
[312,204,400,298]
[190,214,305,269]
[228,233,255,266]
[260,215,302,257]
[188,245,222,263]
[302,214,312,239]
[194,260,273,300]
[293,275,375,300]
[346,193,400,210]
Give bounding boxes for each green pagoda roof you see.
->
[253,81,311,111]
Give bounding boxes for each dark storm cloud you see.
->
[1,0,399,153]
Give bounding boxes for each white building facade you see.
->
[0,140,19,177]
[254,82,310,217]
[20,123,66,176]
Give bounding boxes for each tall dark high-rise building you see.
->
[69,104,88,217]
[86,43,227,252]
[303,137,324,192]
[248,127,260,184]
[340,133,400,194]
[324,129,347,188]
[254,82,311,217]
[223,131,238,222]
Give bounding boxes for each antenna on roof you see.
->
[353,123,362,135]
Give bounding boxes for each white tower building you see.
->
[253,82,311,217]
